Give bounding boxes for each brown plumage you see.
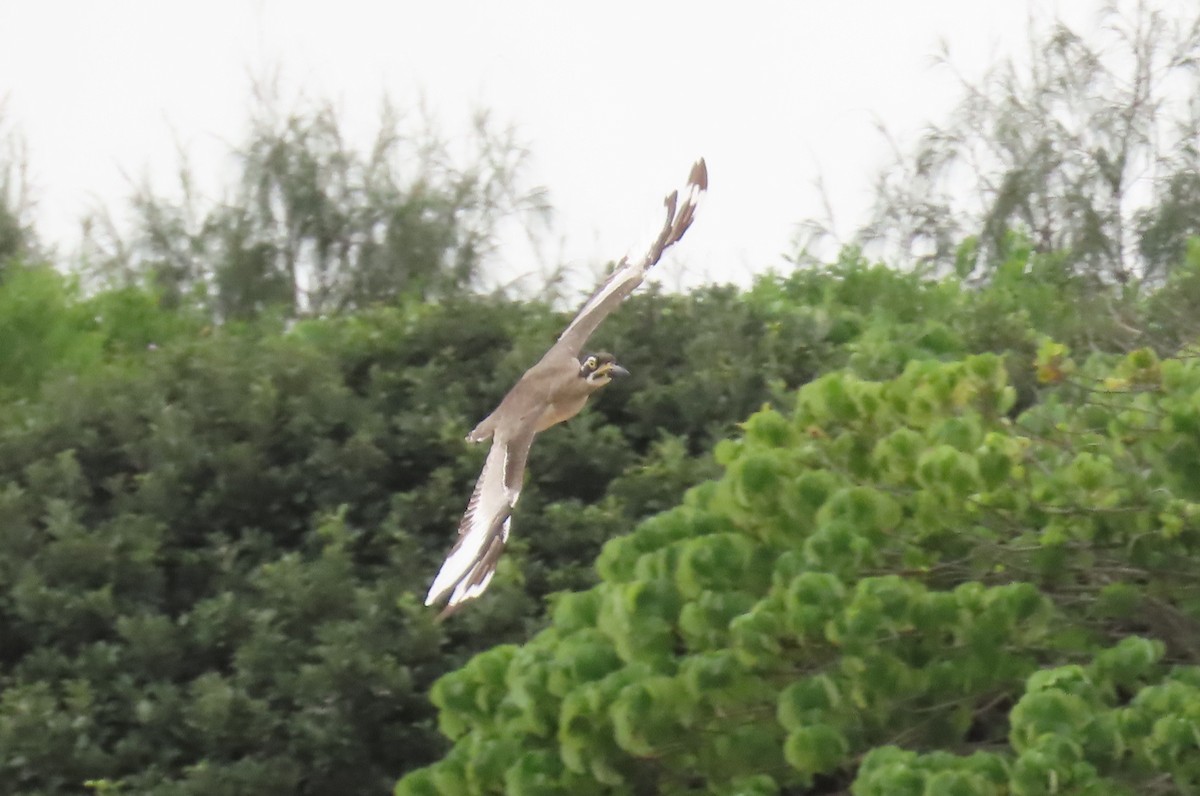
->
[425,160,708,616]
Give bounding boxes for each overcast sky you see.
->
[0,1,1142,293]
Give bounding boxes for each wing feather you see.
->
[553,159,707,357]
[425,426,535,614]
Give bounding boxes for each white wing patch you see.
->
[445,515,510,605]
[425,439,520,610]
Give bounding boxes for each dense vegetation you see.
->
[398,294,1200,794]
[2,4,1200,795]
[4,238,1200,794]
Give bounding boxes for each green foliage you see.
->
[402,345,1200,794]
[0,264,203,400]
[0,264,104,397]
[0,335,452,792]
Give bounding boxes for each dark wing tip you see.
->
[690,158,708,192]
[664,158,707,247]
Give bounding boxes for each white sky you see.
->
[0,1,1131,294]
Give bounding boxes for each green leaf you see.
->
[782,724,849,775]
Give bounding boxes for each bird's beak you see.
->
[607,364,630,378]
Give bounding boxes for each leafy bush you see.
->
[0,264,204,401]
[399,347,1200,794]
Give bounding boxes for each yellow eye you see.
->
[585,356,598,370]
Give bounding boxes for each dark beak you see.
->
[608,364,630,378]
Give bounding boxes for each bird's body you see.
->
[466,349,597,443]
[425,160,708,615]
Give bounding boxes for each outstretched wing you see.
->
[424,424,537,617]
[551,159,707,358]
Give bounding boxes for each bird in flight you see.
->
[425,159,708,616]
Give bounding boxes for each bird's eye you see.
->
[584,356,598,371]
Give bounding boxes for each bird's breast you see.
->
[535,393,590,432]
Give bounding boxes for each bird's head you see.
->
[579,351,629,386]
